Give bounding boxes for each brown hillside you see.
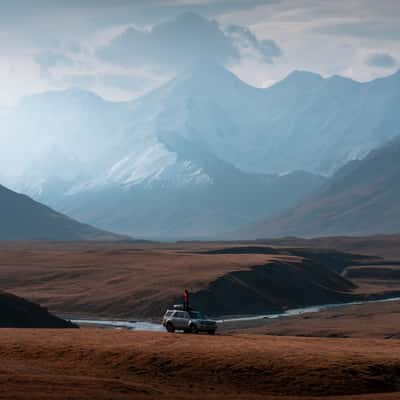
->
[260,234,400,260]
[0,242,369,319]
[224,300,400,339]
[1,329,400,400]
[0,184,126,241]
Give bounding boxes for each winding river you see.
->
[71,296,400,332]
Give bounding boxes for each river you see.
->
[71,296,400,332]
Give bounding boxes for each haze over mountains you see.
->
[1,63,399,239]
[241,136,400,239]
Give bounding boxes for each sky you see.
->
[0,0,399,106]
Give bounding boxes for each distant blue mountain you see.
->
[0,64,398,238]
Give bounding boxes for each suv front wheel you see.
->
[166,322,175,333]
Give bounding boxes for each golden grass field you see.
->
[1,329,400,400]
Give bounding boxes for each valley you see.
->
[1,237,400,320]
[1,238,400,400]
[2,5,400,400]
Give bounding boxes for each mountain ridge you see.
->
[239,135,400,239]
[1,64,400,238]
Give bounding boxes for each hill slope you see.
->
[0,291,75,328]
[0,242,379,319]
[0,184,124,240]
[240,136,400,238]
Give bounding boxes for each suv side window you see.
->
[165,311,173,317]
[175,311,187,318]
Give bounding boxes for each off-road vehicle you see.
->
[162,305,217,334]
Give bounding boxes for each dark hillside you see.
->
[0,291,76,328]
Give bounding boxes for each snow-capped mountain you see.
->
[260,69,400,174]
[0,88,131,197]
[1,63,399,238]
[57,139,325,238]
[123,63,400,177]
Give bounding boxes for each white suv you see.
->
[162,306,217,334]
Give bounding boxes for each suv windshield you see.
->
[189,311,207,319]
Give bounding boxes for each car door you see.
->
[170,311,181,329]
[181,311,190,329]
[173,311,188,330]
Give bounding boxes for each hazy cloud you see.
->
[226,25,282,63]
[99,73,155,92]
[130,0,279,24]
[366,52,397,68]
[315,21,400,41]
[61,72,155,92]
[2,0,400,106]
[34,51,75,70]
[97,12,240,70]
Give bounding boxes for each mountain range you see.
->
[1,63,399,239]
[240,136,400,239]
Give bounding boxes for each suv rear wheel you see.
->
[190,324,198,334]
[166,322,175,333]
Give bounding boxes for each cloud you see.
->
[132,0,279,23]
[366,52,397,68]
[226,25,282,63]
[59,72,155,93]
[97,12,282,72]
[97,12,240,70]
[2,0,400,106]
[97,73,153,92]
[316,21,400,41]
[34,51,75,70]
[25,11,282,104]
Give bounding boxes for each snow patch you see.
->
[107,142,177,186]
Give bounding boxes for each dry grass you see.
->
[262,234,400,260]
[1,240,400,319]
[1,329,400,399]
[0,242,297,318]
[224,300,400,339]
